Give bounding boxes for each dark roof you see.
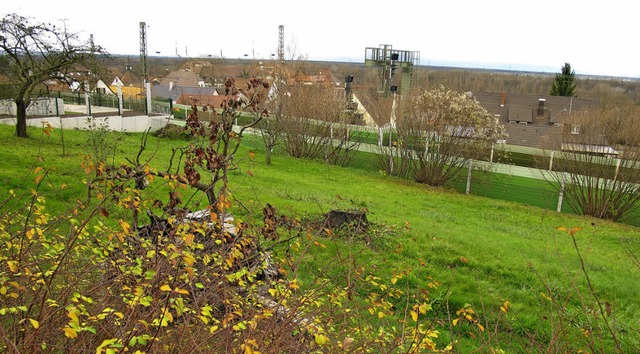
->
[471,91,600,123]
[176,93,229,107]
[120,70,142,87]
[352,87,393,127]
[152,85,218,101]
[160,70,202,87]
[504,124,557,148]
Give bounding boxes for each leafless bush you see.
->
[542,104,640,221]
[279,85,359,165]
[391,87,507,186]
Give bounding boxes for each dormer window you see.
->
[571,125,580,135]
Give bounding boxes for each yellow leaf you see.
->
[119,220,130,234]
[160,285,172,292]
[68,311,79,325]
[175,288,189,295]
[314,334,328,346]
[452,318,459,326]
[63,327,78,338]
[29,318,40,329]
[410,310,418,322]
[500,300,510,313]
[419,303,431,314]
[377,311,385,319]
[0,286,6,295]
[7,261,18,272]
[477,323,485,332]
[183,253,195,266]
[164,310,174,323]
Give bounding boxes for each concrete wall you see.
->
[0,98,65,116]
[0,114,178,132]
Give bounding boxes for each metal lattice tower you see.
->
[278,25,285,64]
[139,22,148,84]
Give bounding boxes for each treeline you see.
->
[103,56,640,105]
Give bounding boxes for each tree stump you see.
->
[322,209,368,232]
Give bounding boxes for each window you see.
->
[571,125,580,135]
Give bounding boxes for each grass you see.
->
[2,124,640,351]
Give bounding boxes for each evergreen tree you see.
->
[549,62,577,97]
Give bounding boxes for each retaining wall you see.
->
[0,114,179,132]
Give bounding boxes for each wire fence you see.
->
[2,91,638,227]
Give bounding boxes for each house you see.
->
[160,69,204,88]
[44,66,115,96]
[109,67,144,98]
[350,87,393,128]
[469,91,600,148]
[151,69,215,101]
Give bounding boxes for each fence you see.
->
[1,95,637,226]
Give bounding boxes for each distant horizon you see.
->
[116,52,636,80]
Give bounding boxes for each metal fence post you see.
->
[85,92,91,116]
[466,160,473,195]
[557,174,565,212]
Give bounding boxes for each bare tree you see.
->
[0,13,106,137]
[392,86,507,186]
[279,85,358,165]
[542,104,640,221]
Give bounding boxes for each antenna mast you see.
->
[139,22,148,84]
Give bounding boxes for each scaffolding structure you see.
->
[364,44,420,96]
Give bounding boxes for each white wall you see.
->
[0,98,65,116]
[0,115,178,133]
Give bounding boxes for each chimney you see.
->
[169,81,174,91]
[500,92,506,107]
[537,98,546,116]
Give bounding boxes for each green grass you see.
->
[232,141,640,350]
[2,124,640,351]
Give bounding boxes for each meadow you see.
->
[1,123,639,352]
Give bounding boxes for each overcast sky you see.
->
[3,0,638,78]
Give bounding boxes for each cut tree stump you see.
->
[322,209,368,231]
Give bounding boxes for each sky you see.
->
[3,0,638,78]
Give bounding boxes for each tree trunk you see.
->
[265,146,272,165]
[15,98,28,138]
